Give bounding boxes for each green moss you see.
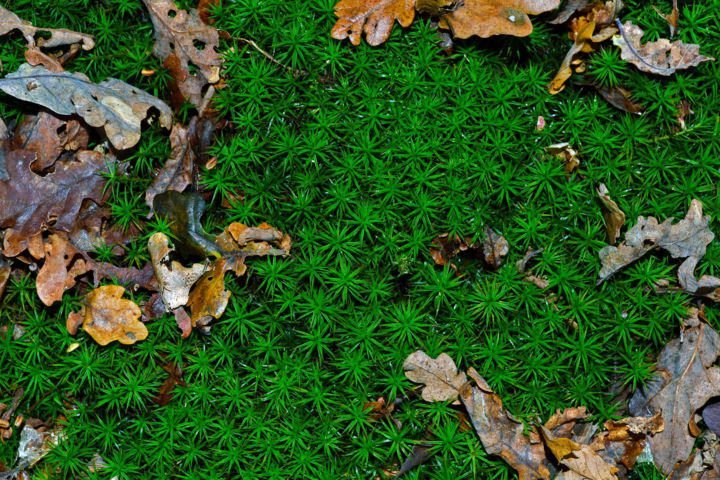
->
[2,0,720,477]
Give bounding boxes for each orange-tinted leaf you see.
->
[597,183,626,244]
[331,0,415,46]
[72,285,147,346]
[36,233,88,306]
[541,426,619,480]
[215,222,291,277]
[186,258,231,334]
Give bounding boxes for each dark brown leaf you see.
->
[11,112,89,172]
[145,121,197,209]
[703,401,720,437]
[595,85,644,114]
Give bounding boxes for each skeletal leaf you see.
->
[613,20,714,76]
[598,199,714,283]
[0,149,111,238]
[143,0,221,106]
[597,183,625,244]
[0,6,94,51]
[73,285,147,345]
[148,232,207,311]
[628,308,720,474]
[331,0,416,46]
[403,350,467,402]
[0,63,172,150]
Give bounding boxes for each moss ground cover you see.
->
[1,0,720,478]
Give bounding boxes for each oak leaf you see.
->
[597,183,625,244]
[331,0,416,46]
[403,350,467,402]
[0,6,94,51]
[70,285,147,345]
[628,308,720,474]
[0,63,172,150]
[542,426,619,480]
[143,0,221,106]
[36,233,89,306]
[145,122,196,209]
[148,232,207,311]
[0,149,111,238]
[11,112,89,172]
[600,413,664,470]
[613,20,714,76]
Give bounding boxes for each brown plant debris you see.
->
[145,121,196,209]
[0,6,94,52]
[331,0,416,46]
[653,0,679,37]
[69,285,147,345]
[403,350,467,402]
[597,183,626,244]
[186,257,231,335]
[628,308,720,474]
[0,63,172,150]
[148,232,207,311]
[482,225,509,269]
[613,20,714,76]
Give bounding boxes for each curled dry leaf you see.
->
[143,0,221,107]
[145,122,196,209]
[541,427,618,480]
[148,232,206,311]
[11,112,89,172]
[152,191,220,257]
[429,233,478,267]
[403,350,467,402]
[482,226,509,269]
[596,183,625,244]
[545,142,580,173]
[0,6,94,51]
[186,258,231,335]
[70,285,147,346]
[652,0,679,37]
[613,20,714,76]
[0,63,172,150]
[598,200,720,296]
[595,85,644,114]
[214,221,292,276]
[331,0,416,46]
[628,308,720,474]
[0,148,111,238]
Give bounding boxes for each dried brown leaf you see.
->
[653,0,679,37]
[542,427,619,480]
[145,121,196,208]
[0,149,111,238]
[215,222,292,277]
[598,199,715,288]
[482,226,509,269]
[601,413,663,470]
[628,308,720,474]
[429,233,478,267]
[403,350,467,402]
[545,142,580,173]
[36,233,88,306]
[331,0,416,46]
[0,63,172,150]
[148,232,207,311]
[613,20,714,76]
[12,112,89,171]
[548,0,592,24]
[143,0,221,106]
[72,285,147,346]
[186,257,231,334]
[0,6,94,51]
[595,85,644,114]
[597,183,626,244]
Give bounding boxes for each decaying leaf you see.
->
[703,401,720,437]
[395,441,433,479]
[482,225,509,269]
[433,0,562,40]
[0,63,172,150]
[15,425,65,471]
[675,99,692,130]
[653,0,679,37]
[70,285,147,345]
[0,6,94,51]
[214,221,292,276]
[145,122,196,209]
[613,20,714,76]
[429,233,478,267]
[461,367,550,480]
[0,117,9,181]
[186,258,230,334]
[153,357,187,406]
[542,426,619,480]
[595,85,644,114]
[628,308,720,474]
[148,232,207,311]
[597,183,625,244]
[0,149,111,238]
[36,233,88,306]
[548,0,592,24]
[11,112,89,172]
[331,0,416,46]
[601,413,664,470]
[0,259,9,300]
[403,350,467,402]
[143,0,221,106]
[597,200,717,292]
[545,142,580,173]
[152,191,219,258]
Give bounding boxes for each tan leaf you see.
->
[0,6,94,51]
[145,122,196,209]
[143,0,221,106]
[436,0,561,40]
[215,222,291,277]
[544,406,590,438]
[148,232,207,311]
[597,183,626,244]
[598,199,715,285]
[72,285,147,346]
[628,308,720,474]
[613,20,714,76]
[331,0,415,46]
[595,85,644,114]
[483,225,509,269]
[542,427,619,480]
[545,142,580,173]
[186,258,231,334]
[462,367,550,480]
[0,63,172,150]
[403,350,467,402]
